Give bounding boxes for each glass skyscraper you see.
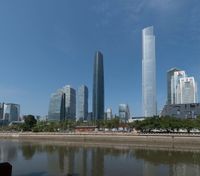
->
[2,103,20,122]
[142,26,157,117]
[92,51,104,120]
[48,85,76,121]
[118,104,130,122]
[77,85,88,121]
[166,69,198,105]
[48,89,65,121]
[62,85,76,120]
[167,68,180,105]
[171,70,186,104]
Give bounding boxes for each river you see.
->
[0,139,200,176]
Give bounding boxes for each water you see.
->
[0,139,200,176]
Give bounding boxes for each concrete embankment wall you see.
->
[1,132,200,150]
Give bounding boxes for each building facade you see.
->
[48,85,76,121]
[48,90,65,121]
[142,26,157,117]
[62,85,76,120]
[176,77,197,104]
[92,51,104,120]
[168,69,197,105]
[1,103,20,122]
[161,103,200,119]
[171,70,186,104]
[106,108,112,120]
[0,104,3,120]
[118,104,130,122]
[167,68,180,105]
[77,85,88,121]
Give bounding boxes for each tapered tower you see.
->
[92,51,104,120]
[142,26,157,117]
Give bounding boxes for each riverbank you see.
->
[1,132,200,151]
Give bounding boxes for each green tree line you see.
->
[133,116,200,133]
[1,115,200,133]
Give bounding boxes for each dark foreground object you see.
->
[0,162,12,176]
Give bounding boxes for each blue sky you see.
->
[0,0,200,116]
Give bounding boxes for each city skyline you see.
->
[0,1,200,116]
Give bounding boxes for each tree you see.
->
[23,115,37,131]
[183,119,195,133]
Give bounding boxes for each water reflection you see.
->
[0,140,200,176]
[0,140,17,162]
[21,144,36,160]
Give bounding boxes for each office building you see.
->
[92,51,104,120]
[48,89,65,121]
[0,104,3,120]
[62,85,76,120]
[161,103,200,119]
[119,104,130,122]
[142,26,157,117]
[170,70,186,104]
[87,112,93,121]
[176,77,197,104]
[77,85,88,121]
[2,103,20,122]
[48,85,76,121]
[106,108,112,120]
[167,68,180,105]
[168,69,197,104]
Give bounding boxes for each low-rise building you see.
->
[75,126,97,132]
[161,103,200,119]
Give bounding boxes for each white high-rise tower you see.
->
[142,26,157,117]
[176,77,197,104]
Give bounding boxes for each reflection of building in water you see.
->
[170,164,200,176]
[47,147,75,175]
[47,149,62,174]
[82,149,87,176]
[73,148,89,176]
[92,148,104,176]
[47,146,94,176]
[0,141,17,162]
[67,149,75,174]
[58,147,66,172]
[143,161,156,176]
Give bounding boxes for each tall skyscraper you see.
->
[142,26,157,117]
[92,51,104,120]
[2,103,20,122]
[48,89,66,121]
[48,85,76,121]
[168,69,198,104]
[77,85,88,121]
[62,85,76,120]
[167,68,180,105]
[171,70,186,104]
